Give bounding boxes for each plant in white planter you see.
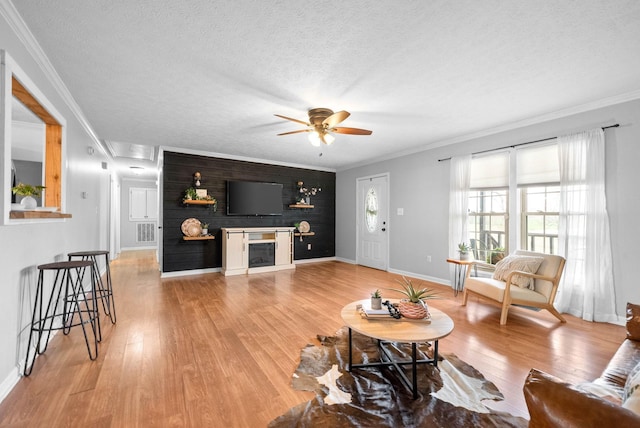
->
[371,289,382,310]
[12,182,45,210]
[386,277,439,319]
[200,222,209,235]
[458,242,473,260]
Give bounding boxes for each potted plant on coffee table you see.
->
[371,289,382,310]
[387,276,439,319]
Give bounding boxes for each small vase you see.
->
[201,228,208,236]
[371,297,382,310]
[20,196,37,210]
[305,196,310,205]
[398,300,429,319]
[459,252,472,261]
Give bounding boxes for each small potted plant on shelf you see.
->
[200,222,209,235]
[386,276,439,319]
[458,242,473,261]
[184,187,198,201]
[371,289,382,310]
[12,182,45,210]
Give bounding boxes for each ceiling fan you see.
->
[275,108,372,146]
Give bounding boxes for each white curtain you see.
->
[555,129,617,322]
[448,155,471,282]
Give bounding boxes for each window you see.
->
[364,187,378,233]
[467,189,508,263]
[465,144,560,260]
[1,50,66,223]
[520,185,559,254]
[467,152,509,264]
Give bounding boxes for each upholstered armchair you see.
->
[461,250,566,325]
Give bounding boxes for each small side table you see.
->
[446,258,475,296]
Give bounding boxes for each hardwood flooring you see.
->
[0,250,625,427]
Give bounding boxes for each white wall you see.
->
[337,99,640,318]
[0,12,112,399]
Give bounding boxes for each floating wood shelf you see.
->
[10,211,72,219]
[183,200,216,205]
[294,232,315,237]
[289,204,314,209]
[182,235,215,241]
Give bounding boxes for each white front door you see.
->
[356,174,389,270]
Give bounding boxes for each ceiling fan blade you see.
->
[277,129,310,136]
[322,110,350,128]
[274,114,310,126]
[331,127,373,135]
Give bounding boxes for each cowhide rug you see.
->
[269,327,527,427]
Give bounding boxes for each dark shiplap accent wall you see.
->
[162,151,336,273]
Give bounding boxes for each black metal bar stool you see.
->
[68,250,116,325]
[24,260,99,376]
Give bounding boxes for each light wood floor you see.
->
[0,250,625,427]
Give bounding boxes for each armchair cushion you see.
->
[492,254,544,289]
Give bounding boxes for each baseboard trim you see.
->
[0,366,20,404]
[161,267,221,278]
[294,256,336,265]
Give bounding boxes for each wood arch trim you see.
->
[11,76,62,208]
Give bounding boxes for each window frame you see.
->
[519,184,560,255]
[467,187,509,264]
[1,50,67,224]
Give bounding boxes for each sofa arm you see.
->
[523,369,640,427]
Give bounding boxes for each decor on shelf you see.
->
[181,218,203,237]
[386,276,439,319]
[12,182,45,210]
[458,242,472,260]
[183,187,217,210]
[371,289,382,310]
[297,181,321,204]
[200,222,209,235]
[193,171,202,187]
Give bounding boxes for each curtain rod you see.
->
[437,123,619,162]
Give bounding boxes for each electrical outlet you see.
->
[427,255,432,262]
[307,243,312,250]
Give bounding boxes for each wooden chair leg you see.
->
[462,289,469,306]
[547,306,567,323]
[500,302,510,325]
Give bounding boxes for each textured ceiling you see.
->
[8,0,640,178]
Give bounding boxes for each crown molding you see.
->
[0,1,109,160]
[338,89,640,171]
[159,146,337,173]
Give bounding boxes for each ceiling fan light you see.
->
[322,132,335,145]
[308,131,321,147]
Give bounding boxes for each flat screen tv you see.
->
[226,180,283,216]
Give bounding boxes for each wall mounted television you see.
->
[226,180,283,216]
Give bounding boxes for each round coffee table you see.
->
[341,299,454,398]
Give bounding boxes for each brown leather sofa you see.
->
[523,303,640,426]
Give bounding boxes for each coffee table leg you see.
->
[412,343,418,399]
[433,340,439,368]
[348,327,353,372]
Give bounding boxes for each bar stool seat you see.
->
[24,260,99,376]
[68,250,116,324]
